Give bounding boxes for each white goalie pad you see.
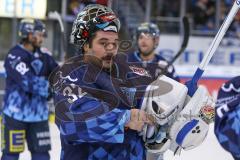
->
[141,75,188,125]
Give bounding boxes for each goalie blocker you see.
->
[141,75,215,153]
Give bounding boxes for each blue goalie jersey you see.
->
[50,54,159,160]
[2,44,58,122]
[214,76,240,159]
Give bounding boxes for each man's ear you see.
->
[83,43,90,53]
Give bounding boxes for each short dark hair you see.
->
[82,32,97,54]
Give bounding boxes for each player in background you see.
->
[214,76,240,160]
[128,22,180,160]
[1,19,58,160]
[128,22,179,82]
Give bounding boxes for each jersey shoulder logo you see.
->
[129,65,151,77]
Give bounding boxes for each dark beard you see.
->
[139,48,155,57]
[83,54,118,76]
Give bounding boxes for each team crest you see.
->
[31,59,43,75]
[129,66,151,77]
[199,105,215,124]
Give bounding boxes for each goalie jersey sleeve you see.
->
[214,76,240,159]
[2,45,58,122]
[51,56,146,160]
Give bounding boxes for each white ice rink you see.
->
[0,123,234,160]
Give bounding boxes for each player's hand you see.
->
[125,109,153,132]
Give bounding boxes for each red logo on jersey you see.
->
[129,66,151,77]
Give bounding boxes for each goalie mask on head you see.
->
[70,4,120,48]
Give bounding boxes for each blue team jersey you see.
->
[214,76,240,159]
[2,44,58,122]
[51,54,158,160]
[127,51,180,81]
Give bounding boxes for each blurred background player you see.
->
[214,76,240,160]
[1,19,58,160]
[128,22,179,82]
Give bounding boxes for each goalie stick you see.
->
[161,16,190,75]
[186,0,240,96]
